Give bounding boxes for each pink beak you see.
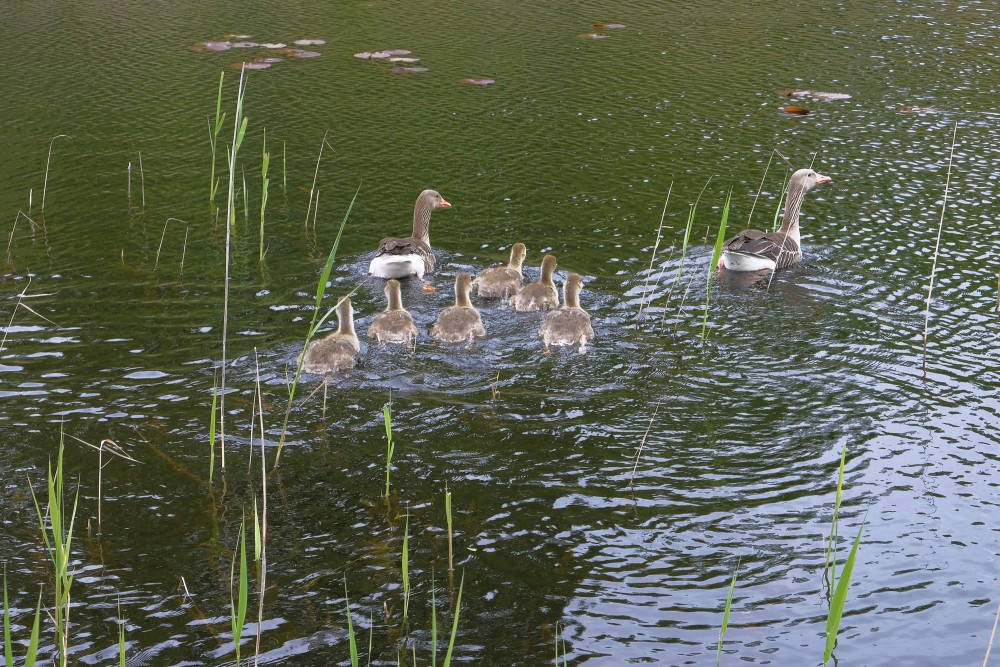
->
[439,197,453,209]
[815,173,832,184]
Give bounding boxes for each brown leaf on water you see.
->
[578,33,608,39]
[781,105,811,115]
[594,22,625,29]
[459,78,495,86]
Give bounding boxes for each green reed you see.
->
[345,580,359,667]
[660,177,710,332]
[259,127,270,261]
[208,369,218,483]
[441,571,465,667]
[229,515,249,666]
[383,397,396,498]
[716,559,740,667]
[28,435,79,667]
[554,622,569,666]
[208,72,226,203]
[3,570,42,667]
[273,184,360,468]
[445,483,454,573]
[701,190,731,340]
[402,512,411,621]
[117,599,126,667]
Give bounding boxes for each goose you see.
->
[301,297,360,373]
[539,273,595,353]
[367,278,418,346]
[718,168,831,271]
[510,253,559,311]
[369,189,452,281]
[471,243,526,299]
[432,273,485,344]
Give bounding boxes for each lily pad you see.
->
[459,77,495,86]
[781,105,811,115]
[294,39,326,46]
[195,41,233,52]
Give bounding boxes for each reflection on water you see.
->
[1,0,1000,665]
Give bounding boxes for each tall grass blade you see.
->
[431,572,439,667]
[701,189,731,340]
[230,516,249,665]
[2,568,11,667]
[824,442,848,592]
[636,183,672,320]
[274,184,361,467]
[42,135,69,215]
[716,558,740,667]
[384,396,395,498]
[445,483,454,573]
[24,590,42,667]
[209,72,226,202]
[259,127,270,261]
[209,369,218,484]
[922,121,958,374]
[823,518,865,665]
[402,512,411,622]
[441,571,465,667]
[117,598,126,667]
[345,580,359,667]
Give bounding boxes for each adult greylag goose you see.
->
[369,189,452,281]
[510,253,558,311]
[301,297,360,373]
[471,243,526,299]
[367,278,418,346]
[539,273,595,353]
[718,168,831,272]
[432,273,485,344]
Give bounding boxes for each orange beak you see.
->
[439,197,453,209]
[816,173,832,184]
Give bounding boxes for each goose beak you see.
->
[815,173,832,184]
[439,197,453,209]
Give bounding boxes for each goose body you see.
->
[539,273,595,353]
[369,189,452,280]
[432,273,485,344]
[511,254,559,311]
[718,168,831,272]
[367,279,418,346]
[301,298,360,373]
[472,243,526,299]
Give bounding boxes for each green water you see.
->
[2,0,1000,665]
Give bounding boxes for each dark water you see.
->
[2,0,1000,664]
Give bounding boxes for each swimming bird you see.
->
[471,243,526,299]
[432,273,485,344]
[511,253,559,311]
[367,279,418,346]
[301,297,360,373]
[369,189,452,281]
[539,273,595,353]
[718,168,831,272]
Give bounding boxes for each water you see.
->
[2,0,999,664]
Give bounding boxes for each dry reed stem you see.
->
[42,135,70,214]
[636,183,673,321]
[139,151,146,210]
[252,349,268,665]
[181,226,189,273]
[304,131,331,227]
[922,122,958,373]
[629,402,661,489]
[983,596,1000,667]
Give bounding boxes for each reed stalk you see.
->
[823,442,848,591]
[28,435,79,667]
[154,218,188,271]
[345,579,360,667]
[629,402,660,489]
[384,396,396,498]
[304,131,330,227]
[273,185,360,468]
[445,483,454,573]
[259,127,270,261]
[181,226,189,274]
[127,162,132,207]
[983,599,1000,667]
[431,572,439,667]
[282,141,287,192]
[441,571,465,667]
[208,72,226,203]
[138,151,145,210]
[922,122,958,374]
[209,369,218,483]
[823,519,864,665]
[117,598,126,667]
[716,559,740,667]
[660,177,711,328]
[67,435,138,533]
[220,64,249,470]
[701,190,731,340]
[252,349,268,666]
[229,515,249,666]
[636,183,672,320]
[42,135,69,215]
[402,512,411,622]
[3,571,43,667]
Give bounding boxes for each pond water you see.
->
[2,0,999,664]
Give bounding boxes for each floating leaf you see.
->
[354,51,374,59]
[392,66,429,74]
[459,77,495,86]
[781,105,811,115]
[594,22,625,28]
[578,33,609,39]
[294,39,326,46]
[231,41,261,48]
[777,89,851,101]
[900,106,940,114]
[369,51,392,58]
[195,41,233,52]
[286,49,321,58]
[233,60,272,70]
[386,49,412,56]
[389,56,420,63]
[260,42,287,49]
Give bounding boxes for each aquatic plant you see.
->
[716,559,740,666]
[383,396,396,497]
[445,483,454,572]
[208,72,226,203]
[402,512,411,621]
[700,190,731,340]
[3,567,43,667]
[42,135,69,215]
[273,184,359,468]
[635,182,672,321]
[28,435,79,667]
[260,127,270,261]
[922,122,958,373]
[229,515,249,665]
